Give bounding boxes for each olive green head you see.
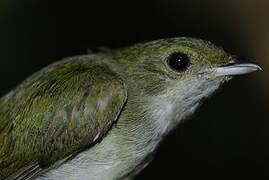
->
[110,37,261,96]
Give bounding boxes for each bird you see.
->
[0,37,262,180]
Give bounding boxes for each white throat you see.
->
[148,76,227,139]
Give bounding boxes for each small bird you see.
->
[0,37,262,180]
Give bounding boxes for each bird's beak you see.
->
[214,57,262,77]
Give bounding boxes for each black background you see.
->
[0,0,268,179]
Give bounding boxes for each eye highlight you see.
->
[167,52,190,72]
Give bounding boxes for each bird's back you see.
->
[0,55,127,179]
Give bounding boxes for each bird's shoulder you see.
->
[0,55,127,179]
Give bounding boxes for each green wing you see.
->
[0,56,127,179]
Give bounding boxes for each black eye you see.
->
[167,52,190,72]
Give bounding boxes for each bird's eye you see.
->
[167,52,190,72]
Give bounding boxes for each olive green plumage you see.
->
[0,37,260,180]
[0,57,127,178]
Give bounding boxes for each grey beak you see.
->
[214,57,262,77]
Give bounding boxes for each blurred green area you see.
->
[0,0,268,179]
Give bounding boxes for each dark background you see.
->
[0,0,268,179]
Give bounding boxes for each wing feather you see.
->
[0,56,127,179]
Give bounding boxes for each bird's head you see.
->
[112,37,261,95]
[110,37,261,131]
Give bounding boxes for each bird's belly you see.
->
[35,131,157,180]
